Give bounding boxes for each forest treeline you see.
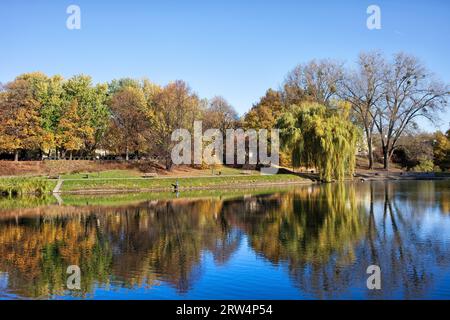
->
[0,51,449,180]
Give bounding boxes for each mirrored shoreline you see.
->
[0,181,449,300]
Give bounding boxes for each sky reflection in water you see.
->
[0,181,449,300]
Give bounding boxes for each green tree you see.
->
[62,75,109,155]
[107,78,141,95]
[277,102,359,182]
[8,73,65,156]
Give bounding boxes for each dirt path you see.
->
[52,179,64,193]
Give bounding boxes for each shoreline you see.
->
[354,171,450,181]
[57,180,314,195]
[1,171,449,196]
[63,174,450,194]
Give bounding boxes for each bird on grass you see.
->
[172,180,179,191]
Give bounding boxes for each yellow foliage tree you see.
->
[0,79,43,161]
[55,100,94,159]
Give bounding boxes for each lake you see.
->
[0,180,449,300]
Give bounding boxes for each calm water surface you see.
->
[0,181,449,300]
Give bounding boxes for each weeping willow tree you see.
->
[277,102,360,182]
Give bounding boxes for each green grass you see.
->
[60,167,257,179]
[0,177,56,196]
[204,166,259,175]
[60,169,142,179]
[1,169,310,195]
[61,174,308,192]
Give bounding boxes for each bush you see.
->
[0,178,53,196]
[411,159,435,172]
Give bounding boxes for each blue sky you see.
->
[1,0,449,131]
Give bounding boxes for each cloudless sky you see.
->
[1,0,449,131]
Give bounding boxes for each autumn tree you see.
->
[433,129,450,170]
[108,86,148,160]
[16,72,65,154]
[0,79,43,161]
[244,89,284,130]
[55,100,93,160]
[142,79,163,105]
[108,78,162,105]
[204,96,238,131]
[148,81,202,169]
[108,78,142,95]
[203,96,238,163]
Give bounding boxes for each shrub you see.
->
[0,178,53,196]
[411,159,435,172]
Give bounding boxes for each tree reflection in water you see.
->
[0,181,449,299]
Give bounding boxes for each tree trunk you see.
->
[367,136,374,170]
[165,156,172,170]
[69,151,73,161]
[14,150,19,162]
[363,124,375,170]
[383,146,390,170]
[125,146,129,161]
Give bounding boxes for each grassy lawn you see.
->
[60,167,258,179]
[61,174,308,192]
[1,167,309,194]
[201,166,259,176]
[60,169,142,179]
